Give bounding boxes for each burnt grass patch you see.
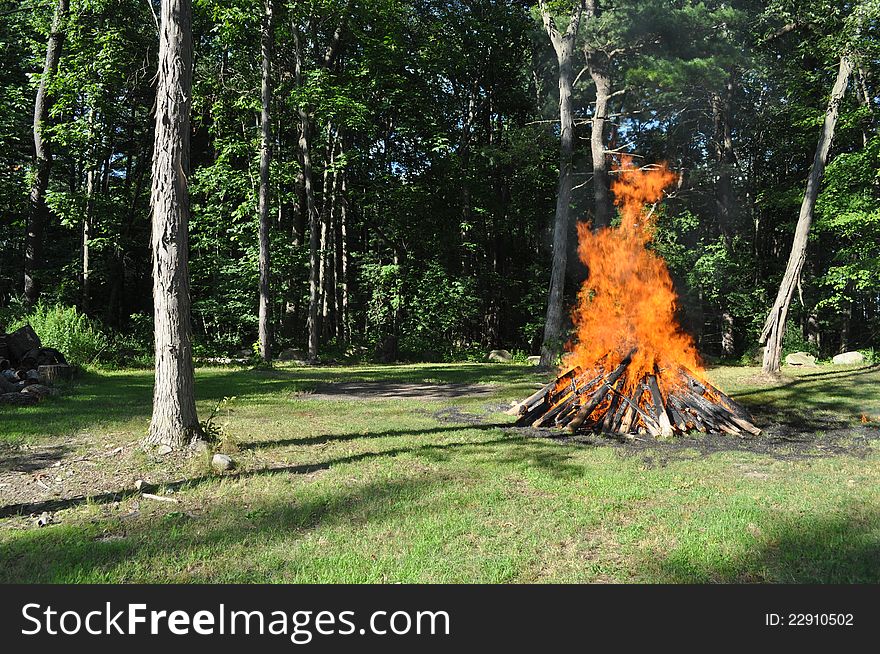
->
[510,420,879,466]
[434,402,880,466]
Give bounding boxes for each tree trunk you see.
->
[257,0,274,362]
[760,55,852,375]
[145,0,202,448]
[587,51,612,229]
[319,126,338,340]
[300,111,320,362]
[711,75,736,248]
[82,165,95,313]
[339,171,350,345]
[293,29,320,363]
[24,0,69,304]
[712,75,737,357]
[538,0,584,366]
[721,311,734,357]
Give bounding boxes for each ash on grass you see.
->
[511,418,880,466]
[428,394,879,464]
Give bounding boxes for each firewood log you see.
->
[567,350,635,432]
[38,364,74,384]
[646,374,674,437]
[0,392,39,406]
[600,379,625,432]
[516,380,557,412]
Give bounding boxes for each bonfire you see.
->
[512,157,760,438]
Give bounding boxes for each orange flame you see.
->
[564,155,702,395]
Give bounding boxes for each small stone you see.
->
[785,351,817,367]
[211,453,234,472]
[192,440,211,455]
[526,355,542,366]
[156,444,173,456]
[488,349,512,362]
[134,479,147,491]
[35,512,51,528]
[832,351,864,366]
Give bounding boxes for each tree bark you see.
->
[759,55,852,375]
[338,170,350,344]
[258,0,274,362]
[82,164,95,313]
[711,74,736,356]
[711,75,736,248]
[145,0,202,448]
[587,50,612,229]
[538,0,585,366]
[24,0,69,304]
[294,6,350,362]
[293,25,320,363]
[300,110,319,362]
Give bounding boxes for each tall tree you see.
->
[258,0,274,361]
[586,46,613,229]
[145,0,202,448]
[759,54,853,374]
[24,0,69,304]
[538,0,586,366]
[291,1,349,363]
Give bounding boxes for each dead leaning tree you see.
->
[759,54,853,375]
[538,0,586,367]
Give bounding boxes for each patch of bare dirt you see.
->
[309,381,497,400]
[0,439,196,520]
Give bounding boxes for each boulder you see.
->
[526,356,542,366]
[785,351,816,367]
[832,351,865,366]
[6,324,41,364]
[277,348,306,361]
[488,349,512,362]
[211,453,235,472]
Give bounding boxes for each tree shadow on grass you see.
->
[655,510,880,583]
[732,364,880,407]
[0,475,446,583]
[0,443,74,473]
[0,428,582,519]
[1,364,543,443]
[241,422,512,449]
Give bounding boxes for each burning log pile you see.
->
[0,325,72,406]
[512,156,760,439]
[510,349,760,437]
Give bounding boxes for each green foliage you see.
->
[200,395,236,443]
[1,0,878,365]
[9,304,110,366]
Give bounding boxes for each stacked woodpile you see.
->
[509,349,760,438]
[0,325,73,406]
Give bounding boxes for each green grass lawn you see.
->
[1,362,878,583]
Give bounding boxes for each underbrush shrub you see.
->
[9,304,110,367]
